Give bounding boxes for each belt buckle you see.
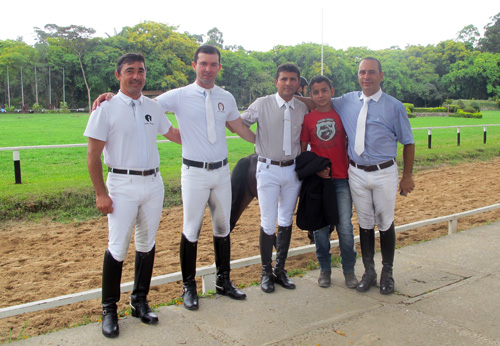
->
[205,162,213,171]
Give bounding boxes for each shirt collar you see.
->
[360,88,383,102]
[117,90,144,105]
[275,93,295,109]
[193,82,216,95]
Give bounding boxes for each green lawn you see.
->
[0,111,499,222]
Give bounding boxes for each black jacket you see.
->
[295,151,339,231]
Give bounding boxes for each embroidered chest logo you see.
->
[315,118,336,141]
[144,114,154,125]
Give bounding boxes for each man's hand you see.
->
[91,93,116,111]
[96,194,113,214]
[316,167,331,179]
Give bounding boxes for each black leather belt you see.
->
[108,167,159,176]
[183,158,228,170]
[349,159,395,172]
[258,157,295,167]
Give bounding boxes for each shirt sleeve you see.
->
[300,116,311,143]
[241,100,259,127]
[84,106,109,141]
[156,89,179,113]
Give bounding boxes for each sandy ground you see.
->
[1,158,500,342]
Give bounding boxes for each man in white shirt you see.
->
[85,53,181,338]
[156,45,255,310]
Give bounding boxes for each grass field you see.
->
[1,110,499,222]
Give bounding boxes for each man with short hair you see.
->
[332,57,415,295]
[156,45,255,310]
[241,63,309,293]
[85,52,181,338]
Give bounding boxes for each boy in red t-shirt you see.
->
[300,76,358,288]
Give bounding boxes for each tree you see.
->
[205,27,224,48]
[36,24,97,111]
[479,12,500,53]
[456,24,481,50]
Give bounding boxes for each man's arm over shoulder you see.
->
[227,117,255,144]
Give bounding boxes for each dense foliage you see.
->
[1,13,499,111]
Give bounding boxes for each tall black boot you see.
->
[274,225,295,289]
[130,245,159,324]
[180,234,199,310]
[356,227,377,292]
[213,235,246,300]
[260,227,276,293]
[102,249,123,338]
[379,222,396,295]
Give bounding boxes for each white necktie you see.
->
[283,102,292,156]
[132,100,148,167]
[205,89,216,144]
[354,95,370,156]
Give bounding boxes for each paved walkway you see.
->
[14,221,500,345]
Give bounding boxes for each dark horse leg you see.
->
[230,153,258,231]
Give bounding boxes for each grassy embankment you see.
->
[0,109,499,222]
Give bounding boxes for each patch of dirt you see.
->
[1,158,500,342]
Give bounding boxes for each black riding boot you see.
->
[102,249,123,338]
[356,227,377,292]
[260,228,276,293]
[379,222,396,295]
[274,225,296,289]
[180,234,199,310]
[130,245,159,324]
[213,235,246,300]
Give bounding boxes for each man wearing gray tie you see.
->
[331,57,415,295]
[241,63,309,293]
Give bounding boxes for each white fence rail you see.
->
[1,203,499,319]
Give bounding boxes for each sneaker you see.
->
[318,270,331,288]
[344,272,359,289]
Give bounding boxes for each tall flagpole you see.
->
[321,9,324,75]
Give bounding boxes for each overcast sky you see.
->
[1,0,498,52]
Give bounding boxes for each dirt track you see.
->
[1,158,500,342]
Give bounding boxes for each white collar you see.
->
[275,93,295,109]
[360,88,383,102]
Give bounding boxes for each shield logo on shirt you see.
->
[316,119,335,141]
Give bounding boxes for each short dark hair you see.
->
[275,63,300,80]
[361,57,383,73]
[194,45,221,64]
[309,75,333,89]
[116,53,146,75]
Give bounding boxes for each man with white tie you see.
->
[155,45,255,310]
[331,57,415,295]
[241,63,309,293]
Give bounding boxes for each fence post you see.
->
[457,127,460,146]
[483,126,487,144]
[13,150,21,184]
[427,129,432,149]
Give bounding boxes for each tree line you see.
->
[0,12,499,111]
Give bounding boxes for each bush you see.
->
[451,109,483,118]
[403,103,414,113]
[457,100,465,109]
[32,103,44,113]
[470,101,481,112]
[414,107,447,113]
[462,107,476,113]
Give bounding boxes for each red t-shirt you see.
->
[300,109,348,179]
